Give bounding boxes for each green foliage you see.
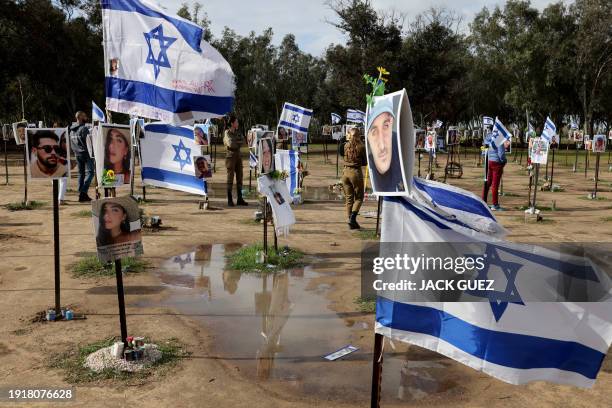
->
[70,256,149,278]
[5,201,45,211]
[356,229,379,240]
[226,243,304,273]
[48,337,189,385]
[354,296,376,313]
[72,209,92,217]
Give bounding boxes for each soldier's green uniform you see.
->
[340,136,367,228]
[224,127,246,205]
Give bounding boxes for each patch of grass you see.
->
[226,243,304,273]
[578,195,608,201]
[5,201,45,211]
[356,229,378,240]
[70,256,150,278]
[602,216,612,222]
[239,218,261,226]
[516,205,555,211]
[500,192,521,197]
[354,296,376,313]
[72,209,92,217]
[48,337,189,385]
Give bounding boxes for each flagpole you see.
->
[370,332,384,408]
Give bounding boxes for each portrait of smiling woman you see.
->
[103,127,132,184]
[94,197,141,247]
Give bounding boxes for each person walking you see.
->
[340,127,367,229]
[69,111,94,202]
[223,114,248,207]
[482,132,510,211]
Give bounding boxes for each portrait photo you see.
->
[276,126,289,141]
[425,130,436,151]
[247,130,257,148]
[96,124,132,187]
[415,129,425,150]
[365,90,413,195]
[446,128,460,145]
[194,124,210,146]
[109,58,119,76]
[593,135,606,153]
[12,121,27,145]
[194,155,213,179]
[25,128,70,180]
[258,137,275,175]
[572,130,584,142]
[530,137,549,165]
[2,124,11,141]
[292,131,307,147]
[92,196,143,263]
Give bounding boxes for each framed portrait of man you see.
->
[12,121,28,145]
[25,128,70,180]
[194,155,213,179]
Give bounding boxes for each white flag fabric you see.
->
[377,177,612,388]
[278,102,312,134]
[483,116,494,127]
[141,123,207,195]
[346,109,365,124]
[434,119,443,129]
[492,117,511,147]
[92,101,106,123]
[331,113,341,125]
[274,149,300,200]
[101,0,234,124]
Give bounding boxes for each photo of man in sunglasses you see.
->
[26,129,69,179]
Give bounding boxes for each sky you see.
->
[161,0,565,56]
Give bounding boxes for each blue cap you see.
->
[366,98,395,135]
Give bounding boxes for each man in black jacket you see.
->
[69,111,94,202]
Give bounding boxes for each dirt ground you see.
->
[0,144,611,407]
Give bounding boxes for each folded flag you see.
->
[274,149,300,200]
[542,116,556,142]
[377,177,612,388]
[279,102,312,134]
[101,0,234,124]
[331,113,341,125]
[141,123,207,195]
[346,109,365,124]
[92,101,106,123]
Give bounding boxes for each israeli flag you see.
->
[377,177,612,388]
[141,123,206,195]
[346,109,365,124]
[434,119,443,129]
[331,113,341,125]
[279,102,313,134]
[249,149,258,169]
[492,117,511,146]
[570,117,579,130]
[101,0,234,124]
[542,116,556,142]
[483,116,494,127]
[92,101,106,123]
[528,122,535,134]
[275,149,300,199]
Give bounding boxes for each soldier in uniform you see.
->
[340,127,367,229]
[224,114,248,206]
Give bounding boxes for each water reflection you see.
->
[142,245,461,404]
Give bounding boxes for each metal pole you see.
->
[585,149,589,179]
[573,144,579,172]
[594,153,600,198]
[527,168,533,208]
[370,333,384,408]
[115,259,128,346]
[531,164,540,212]
[4,139,8,184]
[249,169,252,192]
[550,148,556,188]
[23,147,28,204]
[336,141,339,178]
[263,196,268,256]
[53,179,61,316]
[375,197,382,237]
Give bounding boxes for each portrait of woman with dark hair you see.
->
[259,138,274,174]
[277,127,288,141]
[104,127,131,184]
[194,125,209,146]
[95,200,140,247]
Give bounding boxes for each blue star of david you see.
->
[172,139,191,170]
[144,24,177,79]
[291,113,301,123]
[466,244,524,321]
[173,253,192,270]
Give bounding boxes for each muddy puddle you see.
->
[138,244,462,404]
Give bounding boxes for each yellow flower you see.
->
[377,66,390,76]
[106,169,115,178]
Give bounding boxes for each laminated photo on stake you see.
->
[193,155,213,179]
[25,128,70,180]
[593,135,606,153]
[12,121,27,145]
[92,196,143,263]
[530,137,549,165]
[258,137,275,175]
[258,175,295,237]
[94,123,132,187]
[365,89,414,195]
